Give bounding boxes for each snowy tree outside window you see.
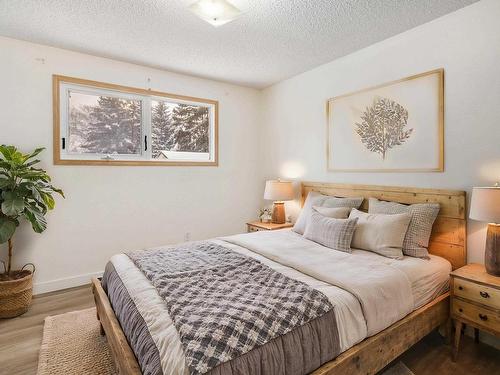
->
[68,92,142,155]
[151,100,210,159]
[57,77,217,165]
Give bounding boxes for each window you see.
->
[54,75,218,165]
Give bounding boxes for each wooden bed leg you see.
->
[438,318,452,344]
[100,321,106,336]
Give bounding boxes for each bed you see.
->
[92,182,467,375]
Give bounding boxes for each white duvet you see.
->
[224,230,414,336]
[110,229,451,375]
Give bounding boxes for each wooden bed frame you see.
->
[92,182,467,375]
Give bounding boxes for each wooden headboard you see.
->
[301,182,467,270]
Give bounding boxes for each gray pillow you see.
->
[293,191,363,235]
[303,211,358,253]
[312,206,352,219]
[322,196,364,209]
[368,198,440,258]
[349,209,412,259]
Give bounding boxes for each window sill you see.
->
[53,158,218,167]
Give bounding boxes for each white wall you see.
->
[1,0,499,298]
[0,36,263,294]
[261,0,500,265]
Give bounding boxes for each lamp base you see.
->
[485,224,500,276]
[272,202,286,224]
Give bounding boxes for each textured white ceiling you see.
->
[0,0,478,88]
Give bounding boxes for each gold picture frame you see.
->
[326,69,444,172]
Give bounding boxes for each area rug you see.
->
[37,307,414,375]
[37,308,116,375]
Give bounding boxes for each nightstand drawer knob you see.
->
[458,286,463,290]
[478,314,488,321]
[458,308,463,313]
[479,291,490,298]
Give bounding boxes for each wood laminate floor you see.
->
[0,285,94,375]
[0,285,499,375]
[400,330,500,375]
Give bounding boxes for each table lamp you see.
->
[264,180,294,224]
[469,185,500,276]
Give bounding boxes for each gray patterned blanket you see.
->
[127,241,334,375]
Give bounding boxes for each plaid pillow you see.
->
[368,198,440,258]
[303,211,358,253]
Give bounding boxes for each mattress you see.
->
[102,229,451,375]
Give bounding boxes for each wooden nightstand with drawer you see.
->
[450,263,500,360]
[246,221,293,233]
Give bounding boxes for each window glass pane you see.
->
[151,100,210,160]
[68,91,142,155]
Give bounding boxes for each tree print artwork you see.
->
[355,97,413,159]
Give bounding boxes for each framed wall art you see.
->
[327,69,444,172]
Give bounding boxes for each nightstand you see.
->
[450,263,500,361]
[246,221,293,233]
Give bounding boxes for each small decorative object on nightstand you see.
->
[469,185,500,275]
[247,221,293,233]
[259,208,272,223]
[450,263,500,361]
[264,180,294,224]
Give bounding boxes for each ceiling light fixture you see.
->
[189,0,242,27]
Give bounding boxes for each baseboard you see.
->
[33,271,104,295]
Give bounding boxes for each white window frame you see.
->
[53,75,218,166]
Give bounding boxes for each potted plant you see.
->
[0,146,63,318]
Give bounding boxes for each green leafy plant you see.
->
[0,145,64,278]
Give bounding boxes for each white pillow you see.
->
[349,209,412,259]
[293,192,363,235]
[368,198,440,259]
[303,211,358,253]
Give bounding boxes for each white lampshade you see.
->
[264,180,294,201]
[469,187,500,223]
